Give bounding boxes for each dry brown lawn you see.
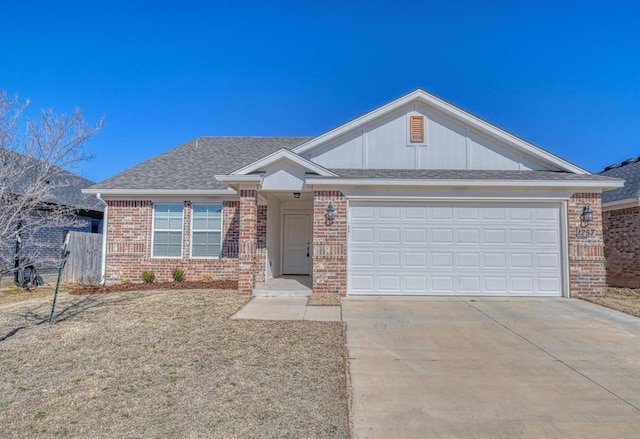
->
[579,287,640,318]
[307,293,341,307]
[0,289,348,438]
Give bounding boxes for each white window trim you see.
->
[151,203,184,259]
[190,203,224,259]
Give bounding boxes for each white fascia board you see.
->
[82,188,237,196]
[602,197,640,210]
[305,177,625,190]
[214,174,263,183]
[230,148,336,176]
[293,89,587,174]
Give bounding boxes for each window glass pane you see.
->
[153,231,181,257]
[193,205,222,230]
[155,205,183,230]
[192,231,221,257]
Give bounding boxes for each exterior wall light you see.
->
[581,203,593,223]
[325,201,335,222]
[293,192,301,199]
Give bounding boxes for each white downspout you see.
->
[96,193,108,285]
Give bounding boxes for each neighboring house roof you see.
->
[88,137,311,192]
[599,158,640,204]
[3,149,103,212]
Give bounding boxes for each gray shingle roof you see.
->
[599,159,640,203]
[90,137,311,190]
[2,150,103,212]
[89,136,620,193]
[330,168,621,182]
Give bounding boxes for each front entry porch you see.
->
[252,275,312,297]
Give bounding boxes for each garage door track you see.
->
[343,297,640,438]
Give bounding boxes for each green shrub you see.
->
[171,267,186,282]
[141,271,156,283]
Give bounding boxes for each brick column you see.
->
[255,205,267,283]
[568,193,606,297]
[238,189,258,295]
[313,191,347,295]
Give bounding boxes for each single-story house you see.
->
[0,150,104,277]
[599,158,640,287]
[84,89,622,297]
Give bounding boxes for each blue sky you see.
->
[2,0,639,182]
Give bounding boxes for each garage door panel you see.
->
[404,252,428,267]
[484,229,507,244]
[431,252,454,268]
[536,229,559,245]
[405,206,427,219]
[457,252,480,268]
[378,276,401,291]
[349,202,563,296]
[458,276,481,293]
[378,252,400,267]
[431,207,453,220]
[511,277,535,293]
[458,229,480,244]
[351,227,374,243]
[511,229,533,244]
[350,205,374,219]
[432,228,454,243]
[511,253,533,269]
[404,276,428,292]
[539,277,561,292]
[484,277,508,293]
[351,275,374,291]
[484,253,507,269]
[431,276,454,293]
[405,228,427,244]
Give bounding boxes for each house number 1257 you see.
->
[576,228,595,237]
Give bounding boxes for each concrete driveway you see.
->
[342,297,640,438]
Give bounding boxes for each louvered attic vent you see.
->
[410,115,424,143]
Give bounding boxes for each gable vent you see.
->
[410,115,424,143]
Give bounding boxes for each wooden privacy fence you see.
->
[62,231,102,284]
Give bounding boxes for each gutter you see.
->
[96,193,108,285]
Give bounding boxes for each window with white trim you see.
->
[191,204,222,258]
[152,204,183,257]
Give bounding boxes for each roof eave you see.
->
[82,188,237,196]
[230,148,337,177]
[305,177,624,190]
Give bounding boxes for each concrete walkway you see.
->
[343,296,640,439]
[232,297,341,322]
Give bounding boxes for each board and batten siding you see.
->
[307,103,558,172]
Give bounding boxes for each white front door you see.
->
[283,214,311,275]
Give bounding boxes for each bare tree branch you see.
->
[0,92,103,273]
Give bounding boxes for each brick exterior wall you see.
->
[568,193,606,296]
[312,191,347,295]
[255,205,267,283]
[238,190,258,294]
[105,200,239,283]
[603,206,640,288]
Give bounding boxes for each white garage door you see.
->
[348,202,563,296]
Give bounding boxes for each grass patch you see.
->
[0,289,348,438]
[307,293,342,306]
[579,287,640,318]
[0,283,77,307]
